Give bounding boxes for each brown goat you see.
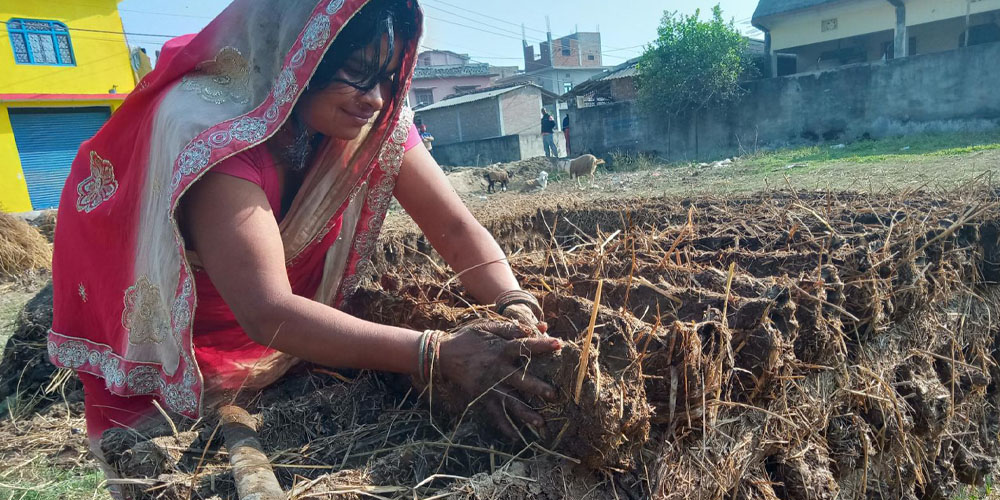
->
[568,154,605,188]
[484,169,514,193]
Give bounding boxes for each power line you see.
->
[2,24,178,40]
[118,8,215,20]
[422,0,549,36]
[602,44,646,54]
[421,0,639,53]
[419,41,524,60]
[423,14,542,44]
[424,15,638,61]
[67,26,180,38]
[421,4,546,44]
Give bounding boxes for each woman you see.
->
[48,0,560,472]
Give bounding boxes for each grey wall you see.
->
[429,133,568,166]
[501,87,543,136]
[416,96,501,145]
[572,42,1000,161]
[431,134,523,166]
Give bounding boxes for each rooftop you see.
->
[415,83,557,112]
[752,0,842,21]
[560,57,640,99]
[413,63,495,79]
[414,86,520,112]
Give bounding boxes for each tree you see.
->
[637,6,756,156]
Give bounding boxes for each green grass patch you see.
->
[953,477,996,500]
[0,460,110,500]
[742,131,1000,172]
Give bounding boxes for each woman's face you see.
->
[298,37,403,140]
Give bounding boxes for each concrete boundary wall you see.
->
[571,42,1000,162]
[430,135,523,167]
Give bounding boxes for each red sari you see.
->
[47,0,422,444]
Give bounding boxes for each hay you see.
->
[31,210,57,242]
[0,212,51,280]
[7,190,1000,499]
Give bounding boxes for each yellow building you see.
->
[753,0,1000,75]
[0,0,134,212]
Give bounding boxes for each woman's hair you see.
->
[309,0,419,93]
[283,1,417,172]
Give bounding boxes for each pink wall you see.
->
[409,75,496,106]
[418,51,469,66]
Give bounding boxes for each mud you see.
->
[8,191,1000,499]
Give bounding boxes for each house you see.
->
[752,0,1000,76]
[1,0,135,212]
[408,50,517,107]
[413,83,562,165]
[561,57,640,109]
[495,31,611,97]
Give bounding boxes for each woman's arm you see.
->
[183,171,558,434]
[183,173,423,373]
[393,143,519,305]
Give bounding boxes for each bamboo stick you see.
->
[219,405,284,500]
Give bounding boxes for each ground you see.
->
[1,130,999,499]
[445,131,1000,212]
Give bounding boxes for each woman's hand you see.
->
[436,321,561,439]
[500,303,548,336]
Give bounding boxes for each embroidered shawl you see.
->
[48,0,421,418]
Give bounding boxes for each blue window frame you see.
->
[7,18,75,66]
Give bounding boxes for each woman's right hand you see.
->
[435,321,562,439]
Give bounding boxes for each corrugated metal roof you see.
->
[415,86,522,112]
[602,64,638,81]
[559,58,639,98]
[752,0,842,21]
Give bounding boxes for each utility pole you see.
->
[547,15,561,152]
[546,16,557,94]
[963,0,972,47]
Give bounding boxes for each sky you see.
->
[118,0,764,68]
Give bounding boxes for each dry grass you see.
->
[89,187,1000,499]
[0,213,51,280]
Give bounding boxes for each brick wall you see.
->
[549,33,604,67]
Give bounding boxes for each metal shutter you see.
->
[9,107,111,210]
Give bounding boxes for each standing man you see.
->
[541,108,558,158]
[561,113,571,156]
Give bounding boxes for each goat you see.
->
[536,170,549,190]
[520,170,550,192]
[484,169,514,193]
[568,154,605,188]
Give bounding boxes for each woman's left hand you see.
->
[500,303,548,337]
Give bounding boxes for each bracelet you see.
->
[429,331,443,382]
[417,330,445,385]
[495,289,543,319]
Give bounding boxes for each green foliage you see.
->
[637,5,755,119]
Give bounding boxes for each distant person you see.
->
[415,117,434,151]
[562,114,571,156]
[541,108,558,157]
